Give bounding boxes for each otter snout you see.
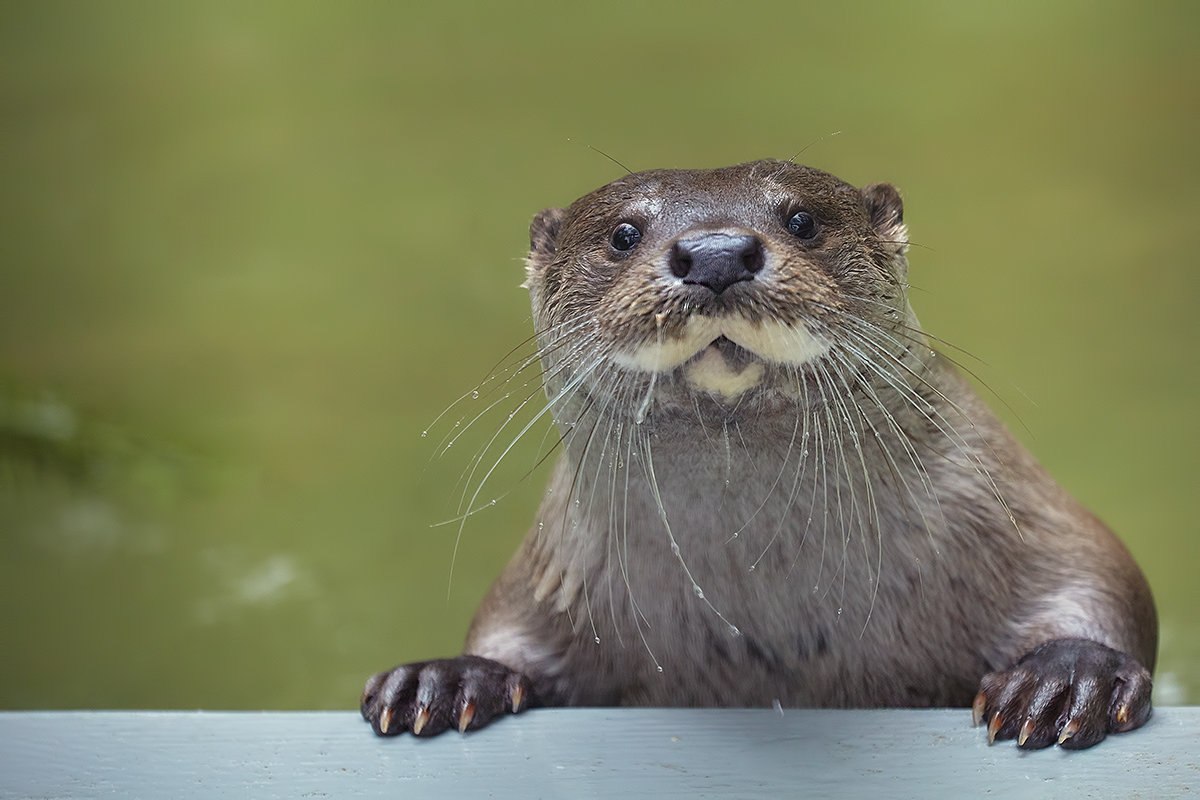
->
[669,232,764,294]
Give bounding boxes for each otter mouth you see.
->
[609,315,829,379]
[682,335,769,400]
[704,335,759,368]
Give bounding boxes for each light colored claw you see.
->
[1017,717,1035,747]
[1057,718,1081,746]
[971,692,986,727]
[458,701,476,733]
[1115,703,1129,727]
[413,705,431,735]
[510,684,525,713]
[379,706,393,735]
[987,711,1003,745]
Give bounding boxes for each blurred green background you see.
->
[1,1,1197,710]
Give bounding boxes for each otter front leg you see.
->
[361,656,533,737]
[361,549,578,737]
[972,638,1153,749]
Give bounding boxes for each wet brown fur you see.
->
[461,160,1156,715]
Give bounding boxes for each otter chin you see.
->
[362,159,1156,750]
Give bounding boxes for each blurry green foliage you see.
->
[0,0,1196,709]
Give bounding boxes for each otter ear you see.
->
[527,207,565,272]
[861,183,907,254]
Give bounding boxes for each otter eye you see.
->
[610,222,642,251]
[786,211,818,239]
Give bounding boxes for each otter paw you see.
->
[360,655,532,737]
[973,638,1152,750]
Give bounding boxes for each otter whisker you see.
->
[809,361,855,615]
[725,392,801,544]
[432,317,597,461]
[752,365,814,572]
[829,339,947,552]
[782,378,826,584]
[838,323,1021,541]
[448,332,603,506]
[444,350,613,594]
[639,427,742,639]
[831,300,1033,438]
[426,314,596,443]
[821,347,896,635]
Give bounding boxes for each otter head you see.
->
[524,160,911,417]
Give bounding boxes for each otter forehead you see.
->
[563,160,865,235]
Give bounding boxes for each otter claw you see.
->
[987,711,1003,744]
[361,655,534,738]
[1058,718,1081,745]
[511,683,525,713]
[971,691,986,727]
[412,705,431,735]
[458,701,476,733]
[974,638,1153,750]
[1018,717,1035,747]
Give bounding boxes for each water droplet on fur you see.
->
[656,665,664,673]
[727,625,741,637]
[470,390,480,399]
[420,430,428,438]
[730,531,739,539]
[537,522,544,530]
[747,565,756,573]
[836,607,843,617]
[692,586,705,599]
[670,543,680,556]
[489,499,496,506]
[594,636,601,644]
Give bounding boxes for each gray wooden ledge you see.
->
[1,708,1196,799]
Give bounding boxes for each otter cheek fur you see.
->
[361,160,1156,749]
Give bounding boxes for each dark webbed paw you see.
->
[361,655,533,737]
[973,638,1152,750]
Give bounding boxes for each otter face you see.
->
[525,160,909,410]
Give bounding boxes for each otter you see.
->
[361,160,1156,750]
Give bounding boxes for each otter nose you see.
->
[669,233,764,294]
